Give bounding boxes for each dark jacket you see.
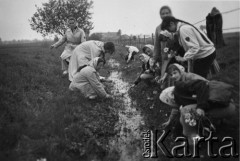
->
[206,13,225,48]
[174,79,232,111]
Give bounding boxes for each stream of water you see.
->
[106,59,149,161]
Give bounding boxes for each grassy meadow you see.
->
[0,42,122,161]
[0,32,239,161]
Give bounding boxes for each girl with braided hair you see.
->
[161,16,216,78]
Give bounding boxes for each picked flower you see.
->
[189,119,197,126]
[185,118,190,123]
[184,113,191,120]
[163,47,169,53]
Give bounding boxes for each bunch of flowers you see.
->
[184,109,200,127]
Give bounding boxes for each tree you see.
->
[29,0,94,37]
[0,38,2,45]
[88,33,102,41]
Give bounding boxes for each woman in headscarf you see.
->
[167,63,206,82]
[68,40,115,81]
[69,57,112,99]
[206,7,225,48]
[142,44,154,57]
[125,45,139,64]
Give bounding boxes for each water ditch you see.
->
[106,59,153,161]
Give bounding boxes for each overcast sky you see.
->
[0,0,239,41]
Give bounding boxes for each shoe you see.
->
[88,95,97,100]
[62,70,68,75]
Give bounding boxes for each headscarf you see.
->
[160,30,172,39]
[159,86,178,107]
[172,63,185,73]
[210,7,220,16]
[94,41,105,52]
[144,44,154,53]
[139,53,150,64]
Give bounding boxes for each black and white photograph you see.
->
[0,0,239,160]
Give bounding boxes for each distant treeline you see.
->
[0,39,53,45]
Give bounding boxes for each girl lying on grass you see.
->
[69,57,112,100]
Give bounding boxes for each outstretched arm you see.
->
[51,34,67,49]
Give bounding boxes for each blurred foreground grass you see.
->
[0,42,121,161]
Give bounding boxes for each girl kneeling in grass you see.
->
[69,57,112,100]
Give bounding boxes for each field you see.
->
[0,33,239,161]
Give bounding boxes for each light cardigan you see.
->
[177,22,215,61]
[69,66,107,98]
[68,41,105,81]
[53,27,86,60]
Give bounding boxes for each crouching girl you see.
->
[133,53,160,86]
[69,57,112,99]
[160,79,236,145]
[167,63,206,82]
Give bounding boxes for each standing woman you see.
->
[153,6,173,79]
[51,17,86,75]
[68,40,115,81]
[161,16,216,78]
